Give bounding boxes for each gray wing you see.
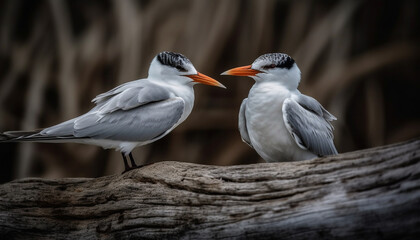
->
[238,98,253,148]
[72,98,184,141]
[282,95,337,156]
[92,80,172,113]
[37,81,183,142]
[294,94,337,122]
[4,80,184,142]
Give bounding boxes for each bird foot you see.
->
[121,152,151,174]
[122,164,146,174]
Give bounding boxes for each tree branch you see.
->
[1,139,419,239]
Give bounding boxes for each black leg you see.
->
[129,153,137,168]
[121,152,148,174]
[121,153,130,172]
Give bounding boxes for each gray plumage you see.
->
[295,94,336,122]
[2,81,184,143]
[1,50,226,172]
[92,80,172,112]
[72,98,184,141]
[283,95,337,156]
[238,98,252,148]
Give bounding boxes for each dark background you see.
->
[0,0,419,182]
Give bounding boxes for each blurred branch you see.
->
[49,0,78,119]
[365,79,385,147]
[210,135,260,165]
[1,139,419,239]
[114,0,142,83]
[0,0,19,54]
[0,46,26,106]
[0,11,46,106]
[17,51,51,177]
[309,42,420,103]
[294,0,361,76]
[387,121,420,144]
[175,109,238,131]
[281,0,311,53]
[187,0,240,70]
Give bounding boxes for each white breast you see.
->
[246,82,315,162]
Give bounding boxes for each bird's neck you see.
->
[171,84,194,100]
[254,76,299,91]
[253,80,298,95]
[150,79,195,123]
[169,83,195,123]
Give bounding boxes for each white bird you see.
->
[222,53,337,162]
[1,51,225,172]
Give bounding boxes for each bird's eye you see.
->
[176,65,187,72]
[263,64,277,69]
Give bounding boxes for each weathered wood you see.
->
[1,139,419,240]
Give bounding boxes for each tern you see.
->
[1,51,225,172]
[222,53,337,162]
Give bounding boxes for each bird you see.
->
[0,51,225,172]
[222,53,337,162]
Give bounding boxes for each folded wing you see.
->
[72,98,184,141]
[282,95,337,156]
[3,81,184,143]
[238,98,253,148]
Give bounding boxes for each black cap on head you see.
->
[157,51,192,72]
[254,53,295,70]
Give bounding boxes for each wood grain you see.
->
[1,139,419,239]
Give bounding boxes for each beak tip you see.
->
[220,71,230,76]
[189,72,226,89]
[219,83,227,89]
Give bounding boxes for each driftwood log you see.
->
[0,139,419,239]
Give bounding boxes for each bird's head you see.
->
[222,53,301,90]
[149,51,225,88]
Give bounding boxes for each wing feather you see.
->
[238,98,253,148]
[95,81,172,113]
[283,96,337,156]
[73,98,184,141]
[13,81,183,143]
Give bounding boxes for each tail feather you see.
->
[0,129,77,142]
[0,130,42,141]
[1,119,79,142]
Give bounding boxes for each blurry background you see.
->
[0,0,419,182]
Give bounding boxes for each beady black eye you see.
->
[176,65,187,72]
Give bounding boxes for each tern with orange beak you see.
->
[222,53,337,162]
[1,51,225,172]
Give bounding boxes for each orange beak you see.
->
[221,65,261,76]
[187,72,226,88]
